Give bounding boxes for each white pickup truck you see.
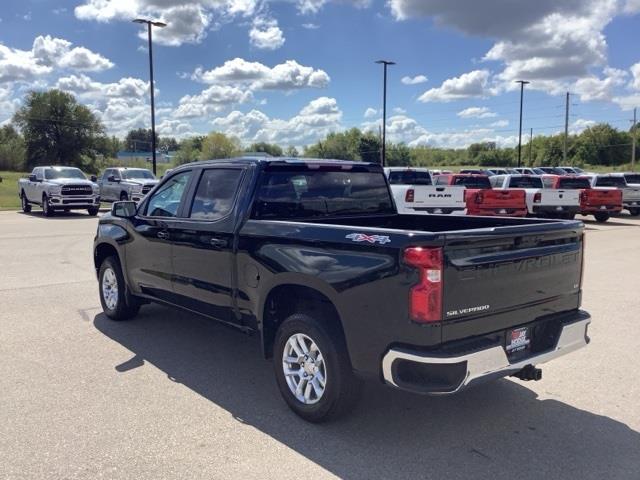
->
[490,174,580,219]
[384,167,466,214]
[18,166,101,217]
[588,173,640,216]
[97,167,158,203]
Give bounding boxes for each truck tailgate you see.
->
[480,189,525,207]
[541,189,580,206]
[585,189,621,206]
[441,224,583,342]
[413,186,465,208]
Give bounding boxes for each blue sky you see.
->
[1,0,639,149]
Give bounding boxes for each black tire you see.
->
[564,213,576,220]
[594,212,610,223]
[21,191,31,213]
[629,207,640,217]
[98,256,140,321]
[42,194,54,217]
[87,206,99,216]
[120,191,128,201]
[273,313,362,423]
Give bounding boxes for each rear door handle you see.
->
[157,231,170,240]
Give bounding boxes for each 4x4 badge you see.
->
[346,233,391,245]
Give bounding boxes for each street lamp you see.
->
[375,60,395,167]
[515,80,530,168]
[133,18,167,176]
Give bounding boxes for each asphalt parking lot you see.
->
[1,210,639,480]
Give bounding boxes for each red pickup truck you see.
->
[541,175,622,222]
[435,174,527,217]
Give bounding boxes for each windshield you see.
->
[558,178,591,189]
[596,177,626,187]
[44,168,86,180]
[122,169,155,180]
[252,168,395,219]
[573,167,584,173]
[509,177,543,188]
[387,170,431,185]
[624,174,640,184]
[453,176,491,189]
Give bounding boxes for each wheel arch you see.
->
[94,241,121,277]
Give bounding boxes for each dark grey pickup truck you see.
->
[93,158,591,422]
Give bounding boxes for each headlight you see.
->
[49,186,61,195]
[92,184,100,194]
[131,184,143,194]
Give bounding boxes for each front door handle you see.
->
[157,231,170,240]
[209,238,228,248]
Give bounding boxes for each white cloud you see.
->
[490,119,509,128]
[401,75,428,85]
[249,16,285,50]
[393,107,407,114]
[572,68,627,102]
[211,96,342,145]
[364,107,377,118]
[570,118,596,134]
[613,94,640,111]
[175,85,253,118]
[296,0,371,15]
[630,62,640,91]
[192,58,330,91]
[457,106,497,119]
[302,23,319,29]
[419,70,491,102]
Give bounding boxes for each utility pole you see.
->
[529,128,533,165]
[633,107,637,171]
[375,60,395,166]
[515,80,530,168]
[564,92,570,164]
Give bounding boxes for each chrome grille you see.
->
[61,185,93,196]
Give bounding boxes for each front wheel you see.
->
[594,212,610,223]
[120,192,128,201]
[21,192,31,213]
[98,256,140,321]
[87,206,99,216]
[42,194,54,217]
[273,313,361,423]
[629,207,640,217]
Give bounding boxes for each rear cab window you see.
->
[388,170,432,185]
[252,165,395,220]
[508,177,543,189]
[453,176,490,189]
[557,178,591,189]
[624,174,640,184]
[596,177,626,188]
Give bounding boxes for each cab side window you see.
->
[145,171,192,218]
[490,176,502,188]
[35,168,44,181]
[189,169,244,221]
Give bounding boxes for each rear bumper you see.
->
[467,207,527,217]
[381,311,590,395]
[407,206,466,215]
[581,205,622,214]
[623,201,640,208]
[532,205,580,215]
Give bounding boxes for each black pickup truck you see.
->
[94,158,591,422]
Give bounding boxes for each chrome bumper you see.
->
[50,195,100,207]
[382,316,590,395]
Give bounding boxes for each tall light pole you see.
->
[515,80,530,168]
[133,18,166,176]
[375,60,395,166]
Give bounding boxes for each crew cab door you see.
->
[125,170,194,301]
[169,166,247,325]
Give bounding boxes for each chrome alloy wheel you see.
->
[282,333,327,405]
[102,267,119,310]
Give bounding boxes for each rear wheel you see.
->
[629,207,640,216]
[87,206,99,216]
[21,192,31,213]
[98,256,140,321]
[273,313,361,423]
[594,212,610,223]
[42,194,54,217]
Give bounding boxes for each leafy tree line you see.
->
[3,88,639,173]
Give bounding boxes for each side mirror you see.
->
[108,175,120,182]
[29,174,37,182]
[90,175,97,182]
[112,201,137,219]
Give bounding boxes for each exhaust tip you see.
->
[511,365,542,382]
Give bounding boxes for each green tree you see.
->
[159,137,179,152]
[248,142,283,157]
[285,146,299,157]
[199,132,241,160]
[0,125,26,171]
[13,89,104,170]
[174,137,201,165]
[358,132,381,163]
[125,128,158,152]
[94,135,121,159]
[386,143,411,166]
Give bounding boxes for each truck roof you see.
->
[180,157,382,169]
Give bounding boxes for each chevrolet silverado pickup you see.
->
[18,166,100,216]
[542,175,622,223]
[434,174,527,217]
[94,158,590,422]
[490,174,581,219]
[97,167,158,203]
[384,167,466,214]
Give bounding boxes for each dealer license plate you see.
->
[499,209,507,214]
[506,327,531,356]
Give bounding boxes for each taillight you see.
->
[405,188,415,203]
[580,190,588,203]
[404,247,443,323]
[534,192,542,203]
[475,191,484,204]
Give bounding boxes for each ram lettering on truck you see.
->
[94,157,591,423]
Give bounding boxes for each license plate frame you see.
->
[506,326,531,357]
